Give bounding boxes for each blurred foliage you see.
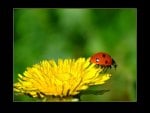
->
[13,8,137,102]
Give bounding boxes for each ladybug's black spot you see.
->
[105,60,108,64]
[102,54,106,58]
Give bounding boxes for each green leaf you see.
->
[79,89,110,95]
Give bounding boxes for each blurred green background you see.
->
[13,8,137,102]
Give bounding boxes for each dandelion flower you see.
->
[14,58,111,101]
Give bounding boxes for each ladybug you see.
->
[90,52,117,71]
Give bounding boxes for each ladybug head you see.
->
[112,59,117,69]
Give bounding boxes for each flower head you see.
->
[14,58,111,101]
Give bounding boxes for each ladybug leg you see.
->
[103,67,106,73]
[112,59,117,70]
[94,64,100,68]
[103,66,113,73]
[106,66,111,71]
[109,65,112,69]
[103,67,108,73]
[101,65,105,69]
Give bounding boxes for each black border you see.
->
[1,1,144,113]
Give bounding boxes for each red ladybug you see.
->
[90,52,117,70]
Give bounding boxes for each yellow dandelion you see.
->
[13,58,112,101]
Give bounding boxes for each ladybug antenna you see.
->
[112,59,117,70]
